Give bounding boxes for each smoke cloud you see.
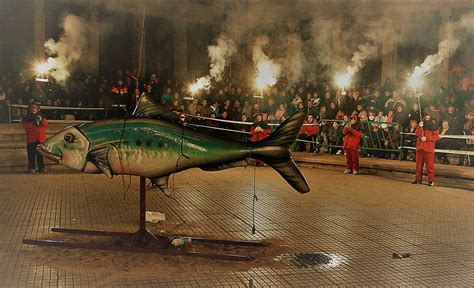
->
[44,14,88,84]
[284,33,303,82]
[308,18,337,69]
[205,2,393,86]
[411,11,474,80]
[350,42,379,71]
[207,35,237,82]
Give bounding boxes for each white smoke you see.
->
[283,33,303,83]
[207,35,237,82]
[44,14,87,84]
[350,42,379,71]
[410,12,474,80]
[308,18,338,71]
[337,18,384,81]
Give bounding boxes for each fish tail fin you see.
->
[251,108,310,194]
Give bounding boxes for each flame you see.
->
[335,67,355,89]
[35,57,56,74]
[189,77,210,94]
[255,59,279,90]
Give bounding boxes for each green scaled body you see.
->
[38,95,310,194]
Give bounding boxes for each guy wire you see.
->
[117,115,132,200]
[171,124,190,198]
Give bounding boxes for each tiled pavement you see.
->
[0,166,473,286]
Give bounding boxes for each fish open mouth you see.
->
[37,144,62,163]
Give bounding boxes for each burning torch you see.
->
[187,77,210,100]
[335,67,354,96]
[254,60,278,99]
[34,57,56,82]
[409,69,424,136]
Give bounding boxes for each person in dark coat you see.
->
[22,103,48,173]
[436,120,458,164]
[412,112,439,186]
[401,119,418,161]
[342,114,364,174]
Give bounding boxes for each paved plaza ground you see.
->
[0,166,473,286]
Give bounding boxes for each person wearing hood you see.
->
[250,113,271,142]
[413,112,439,186]
[342,114,364,175]
[22,103,48,173]
[250,113,272,166]
[326,102,338,119]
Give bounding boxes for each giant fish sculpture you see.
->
[37,95,310,194]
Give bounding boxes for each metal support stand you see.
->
[22,177,265,261]
[129,176,160,247]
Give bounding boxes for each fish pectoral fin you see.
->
[200,159,249,171]
[88,146,113,178]
[94,160,113,178]
[150,176,171,197]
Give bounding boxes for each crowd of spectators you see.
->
[0,67,473,165]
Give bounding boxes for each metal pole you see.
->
[229,55,232,81]
[416,88,424,136]
[136,5,146,88]
[139,176,146,232]
[7,101,11,123]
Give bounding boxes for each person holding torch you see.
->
[412,112,439,186]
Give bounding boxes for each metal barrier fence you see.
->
[184,115,474,159]
[315,119,402,153]
[5,102,473,160]
[184,115,403,153]
[400,132,474,156]
[7,103,127,123]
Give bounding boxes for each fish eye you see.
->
[64,132,76,143]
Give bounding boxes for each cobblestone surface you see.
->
[0,167,473,286]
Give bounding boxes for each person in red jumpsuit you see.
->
[297,114,318,152]
[250,113,271,142]
[342,114,363,175]
[22,103,48,173]
[412,112,439,186]
[250,113,271,166]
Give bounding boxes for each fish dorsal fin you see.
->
[150,176,171,197]
[132,94,180,123]
[88,146,112,178]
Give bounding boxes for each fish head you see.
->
[37,126,91,172]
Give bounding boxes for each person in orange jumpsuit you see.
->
[342,114,363,175]
[413,112,439,186]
